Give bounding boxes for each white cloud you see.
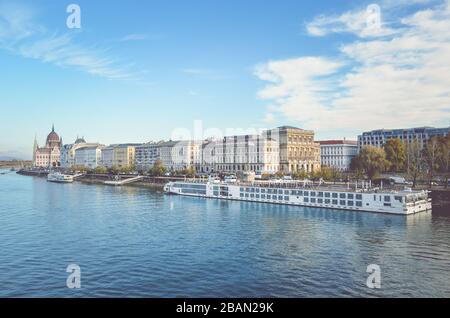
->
[0,2,142,81]
[257,0,450,133]
[306,5,398,38]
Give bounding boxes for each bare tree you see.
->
[406,140,423,188]
[438,135,450,188]
[423,136,440,187]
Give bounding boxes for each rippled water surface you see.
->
[0,171,449,297]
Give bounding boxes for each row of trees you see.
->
[350,135,450,187]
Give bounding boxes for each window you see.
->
[340,200,346,205]
[384,203,392,207]
[240,193,244,198]
[311,198,316,203]
[310,192,316,197]
[256,194,260,199]
[332,193,338,198]
[348,201,354,206]
[261,189,266,193]
[356,201,362,207]
[340,193,346,199]
[278,196,283,201]
[304,197,309,203]
[356,194,362,200]
[261,194,266,199]
[384,196,391,202]
[325,192,331,198]
[272,195,277,200]
[325,199,331,204]
[318,199,323,204]
[318,192,324,197]
[332,199,338,205]
[284,196,289,201]
[348,194,354,199]
[394,196,402,203]
[304,191,309,196]
[284,190,289,195]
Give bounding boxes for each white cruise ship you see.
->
[47,172,74,183]
[164,180,432,215]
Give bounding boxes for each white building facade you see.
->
[74,146,104,169]
[319,140,358,171]
[358,127,450,150]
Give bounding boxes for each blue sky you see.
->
[1,0,449,159]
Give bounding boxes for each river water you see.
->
[0,170,449,297]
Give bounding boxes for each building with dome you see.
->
[33,125,63,167]
[60,136,104,168]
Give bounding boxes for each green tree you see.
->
[94,165,108,174]
[292,169,308,180]
[149,160,167,176]
[384,138,406,172]
[354,146,390,181]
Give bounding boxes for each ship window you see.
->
[356,194,362,200]
[278,190,283,194]
[284,190,289,195]
[245,193,249,198]
[332,193,338,198]
[256,194,260,199]
[348,201,354,206]
[318,199,323,204]
[318,192,324,197]
[394,196,402,203]
[291,190,296,195]
[384,203,392,207]
[340,193,346,199]
[348,194,354,199]
[214,191,219,196]
[261,189,266,193]
[298,191,303,196]
[250,194,255,198]
[256,188,260,193]
[267,189,272,194]
[332,199,338,205]
[272,195,277,200]
[325,199,331,204]
[278,196,283,200]
[310,192,316,197]
[304,191,309,196]
[304,198,309,203]
[284,196,289,201]
[240,187,244,192]
[261,194,266,199]
[311,198,316,203]
[240,193,244,198]
[340,200,346,205]
[374,195,376,201]
[325,192,331,198]
[384,196,391,202]
[356,201,362,207]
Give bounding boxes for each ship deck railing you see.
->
[176,178,419,194]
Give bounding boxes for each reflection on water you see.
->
[0,172,449,297]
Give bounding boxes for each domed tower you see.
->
[46,124,62,149]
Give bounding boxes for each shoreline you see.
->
[14,170,450,213]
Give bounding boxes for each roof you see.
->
[319,140,357,145]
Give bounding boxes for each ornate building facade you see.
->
[33,125,62,167]
[268,126,321,173]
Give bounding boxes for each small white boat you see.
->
[47,172,74,183]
